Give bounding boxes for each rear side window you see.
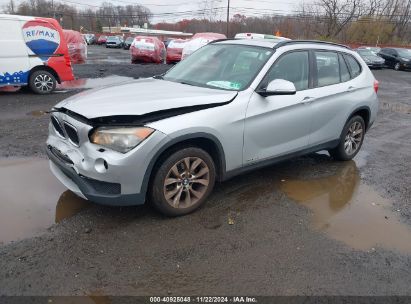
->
[264,51,309,91]
[339,54,351,82]
[315,51,340,87]
[344,54,362,78]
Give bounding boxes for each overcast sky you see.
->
[1,0,306,23]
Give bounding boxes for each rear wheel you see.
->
[29,70,56,94]
[150,147,216,216]
[329,115,365,161]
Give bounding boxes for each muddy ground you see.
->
[0,45,411,296]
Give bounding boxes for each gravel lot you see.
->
[0,45,411,297]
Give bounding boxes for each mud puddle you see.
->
[26,110,48,117]
[381,101,411,114]
[0,158,91,245]
[57,75,134,90]
[279,160,411,254]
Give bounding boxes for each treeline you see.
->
[3,0,411,44]
[3,0,151,32]
[156,0,411,45]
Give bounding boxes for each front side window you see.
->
[344,54,362,78]
[164,44,273,91]
[263,51,309,91]
[315,51,340,87]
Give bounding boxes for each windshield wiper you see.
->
[153,74,164,80]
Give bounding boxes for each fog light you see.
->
[95,158,108,173]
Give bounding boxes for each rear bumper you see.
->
[47,145,145,206]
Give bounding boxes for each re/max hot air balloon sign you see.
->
[22,20,61,61]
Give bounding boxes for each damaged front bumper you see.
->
[46,111,168,206]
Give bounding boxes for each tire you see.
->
[149,147,216,216]
[394,62,401,71]
[29,70,56,94]
[329,115,365,161]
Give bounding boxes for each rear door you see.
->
[243,50,313,164]
[307,51,361,146]
[0,18,30,86]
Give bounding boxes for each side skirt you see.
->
[222,139,339,181]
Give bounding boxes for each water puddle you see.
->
[0,158,91,245]
[58,75,134,90]
[26,110,48,117]
[279,160,411,254]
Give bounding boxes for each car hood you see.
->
[55,78,238,119]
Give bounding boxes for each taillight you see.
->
[374,80,379,94]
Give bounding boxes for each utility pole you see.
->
[226,0,230,37]
[51,0,55,18]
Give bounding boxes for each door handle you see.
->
[302,96,315,104]
[347,86,356,92]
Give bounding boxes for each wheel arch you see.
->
[348,106,371,131]
[142,133,227,201]
[29,65,61,84]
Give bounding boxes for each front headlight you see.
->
[401,58,410,62]
[89,127,154,153]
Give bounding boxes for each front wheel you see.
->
[329,115,365,161]
[150,147,216,216]
[394,62,401,71]
[29,70,56,94]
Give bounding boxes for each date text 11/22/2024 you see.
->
[150,297,258,303]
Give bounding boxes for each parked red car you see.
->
[97,35,107,45]
[130,36,166,64]
[63,30,87,64]
[166,39,188,64]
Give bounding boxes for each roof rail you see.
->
[274,40,351,50]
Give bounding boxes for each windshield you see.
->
[397,49,411,58]
[163,44,274,91]
[107,36,119,42]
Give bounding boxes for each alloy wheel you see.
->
[394,63,401,71]
[344,121,363,155]
[34,74,54,92]
[163,157,210,208]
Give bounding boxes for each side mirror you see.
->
[257,79,297,97]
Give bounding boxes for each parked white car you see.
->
[181,32,226,59]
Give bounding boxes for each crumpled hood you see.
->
[55,78,237,119]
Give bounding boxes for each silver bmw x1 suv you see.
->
[47,39,379,216]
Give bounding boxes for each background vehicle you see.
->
[97,35,107,45]
[181,32,226,59]
[64,29,87,64]
[357,46,381,55]
[82,33,96,45]
[378,48,411,71]
[47,40,378,216]
[0,14,74,94]
[235,33,291,41]
[356,48,385,69]
[123,36,134,50]
[130,36,165,64]
[106,36,124,48]
[166,39,188,64]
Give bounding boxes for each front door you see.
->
[243,50,313,165]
